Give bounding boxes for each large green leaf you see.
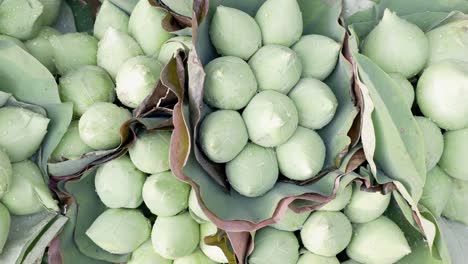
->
[65,0,100,33]
[438,218,468,264]
[53,2,78,33]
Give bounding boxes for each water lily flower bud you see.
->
[271,208,310,232]
[50,33,98,74]
[249,45,302,94]
[362,9,429,78]
[388,73,415,107]
[94,0,129,40]
[142,171,190,217]
[243,91,298,147]
[292,35,341,80]
[426,20,468,65]
[416,60,468,130]
[188,188,209,223]
[97,27,144,79]
[0,0,43,40]
[442,177,468,225]
[249,227,299,264]
[346,216,411,263]
[129,0,174,56]
[0,149,12,199]
[0,203,9,253]
[226,143,278,197]
[86,208,151,254]
[59,66,116,116]
[420,166,453,218]
[301,211,352,257]
[173,249,216,264]
[255,0,303,47]
[0,106,49,162]
[203,56,257,110]
[200,222,228,263]
[414,116,444,171]
[115,56,163,108]
[0,35,27,51]
[199,110,249,163]
[297,251,339,264]
[129,131,172,174]
[128,239,172,264]
[78,102,131,150]
[25,27,61,74]
[152,212,200,259]
[38,0,61,26]
[439,127,468,180]
[1,160,58,215]
[51,121,94,161]
[161,0,193,17]
[210,6,261,60]
[276,127,326,181]
[319,184,352,211]
[343,184,391,223]
[158,36,192,65]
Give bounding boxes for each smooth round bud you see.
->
[242,91,298,147]
[292,35,340,80]
[128,239,172,264]
[210,6,261,60]
[79,102,132,150]
[129,130,171,174]
[188,188,209,223]
[300,211,352,257]
[416,60,468,130]
[94,0,129,40]
[226,143,278,197]
[97,27,144,79]
[271,208,310,232]
[442,178,468,225]
[346,216,411,263]
[414,116,444,171]
[420,166,453,218]
[249,227,299,264]
[38,0,61,26]
[203,56,257,110]
[0,149,12,199]
[158,36,193,65]
[362,9,428,78]
[426,20,468,65]
[142,171,190,217]
[199,110,249,163]
[50,33,98,75]
[0,203,10,253]
[51,121,94,161]
[152,212,200,259]
[86,208,151,254]
[0,0,43,40]
[249,45,302,94]
[276,127,326,181]
[129,0,174,56]
[255,0,303,47]
[59,66,116,116]
[24,27,61,74]
[200,222,228,263]
[388,73,415,107]
[297,251,339,264]
[439,127,468,180]
[319,184,352,211]
[343,184,391,223]
[173,249,216,264]
[0,35,27,51]
[0,106,49,162]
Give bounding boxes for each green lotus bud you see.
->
[142,171,190,217]
[442,177,468,225]
[300,211,352,257]
[78,102,132,150]
[59,66,116,117]
[129,0,174,56]
[128,239,172,264]
[426,20,468,65]
[0,149,12,199]
[97,27,144,79]
[362,9,429,78]
[0,0,43,40]
[152,212,200,259]
[24,27,61,74]
[242,91,298,147]
[416,60,468,130]
[414,116,443,171]
[343,184,391,223]
[255,0,303,47]
[38,0,61,26]
[0,35,27,51]
[0,203,9,253]
[199,110,249,163]
[129,130,171,174]
[108,0,138,13]
[188,188,209,223]
[116,56,163,108]
[1,160,58,215]
[209,6,262,60]
[95,155,146,208]
[346,216,411,263]
[271,208,310,232]
[200,222,228,263]
[388,73,415,107]
[319,184,352,211]
[249,227,299,264]
[51,121,94,161]
[420,166,453,218]
[86,208,151,254]
[0,106,49,162]
[173,249,216,264]
[249,45,302,94]
[162,0,193,17]
[203,56,257,110]
[94,0,129,40]
[439,127,468,180]
[276,127,326,181]
[158,36,192,65]
[226,143,278,197]
[297,251,339,264]
[292,35,340,80]
[50,33,98,75]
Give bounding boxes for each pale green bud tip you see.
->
[388,73,415,108]
[426,20,468,66]
[129,130,172,174]
[200,222,228,263]
[0,149,12,199]
[442,177,468,225]
[414,116,443,171]
[439,127,468,181]
[128,239,172,264]
[50,33,98,75]
[0,203,10,253]
[94,0,130,40]
[420,166,453,218]
[344,184,391,223]
[297,251,339,264]
[0,0,43,40]
[51,121,94,161]
[271,208,310,232]
[320,184,352,211]
[188,188,210,223]
[158,36,193,65]
[249,227,299,264]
